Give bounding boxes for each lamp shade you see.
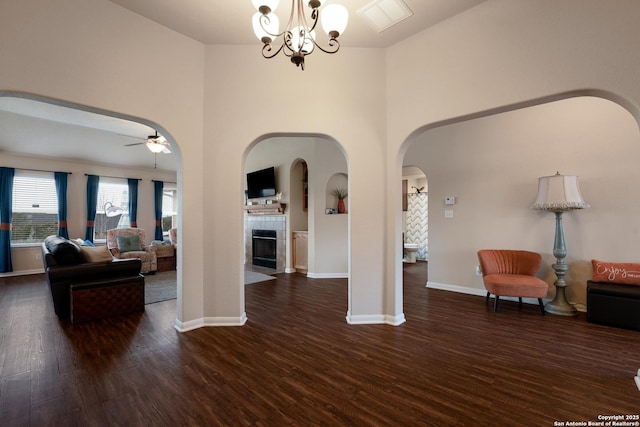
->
[532,172,589,211]
[146,141,166,154]
[252,12,279,43]
[321,3,348,37]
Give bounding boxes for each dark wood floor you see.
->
[1,262,639,426]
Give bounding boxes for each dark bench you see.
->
[587,280,640,331]
[70,276,145,323]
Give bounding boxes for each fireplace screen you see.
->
[252,229,277,269]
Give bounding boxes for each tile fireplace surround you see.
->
[245,214,286,273]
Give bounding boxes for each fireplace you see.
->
[252,229,277,269]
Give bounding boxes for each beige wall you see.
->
[0,0,205,326]
[3,0,640,328]
[203,44,387,325]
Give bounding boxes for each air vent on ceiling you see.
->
[358,0,414,33]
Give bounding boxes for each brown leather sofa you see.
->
[42,235,145,323]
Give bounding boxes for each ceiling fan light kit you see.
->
[146,140,166,154]
[251,0,349,70]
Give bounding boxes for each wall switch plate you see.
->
[444,196,456,205]
[475,265,482,276]
[444,209,454,219]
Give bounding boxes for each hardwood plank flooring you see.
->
[0,262,639,426]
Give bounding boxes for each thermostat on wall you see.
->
[444,196,456,205]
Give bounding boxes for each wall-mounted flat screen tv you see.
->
[247,166,276,199]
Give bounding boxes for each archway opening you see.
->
[398,94,640,314]
[242,134,350,320]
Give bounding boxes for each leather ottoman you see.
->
[70,275,145,323]
[587,280,640,331]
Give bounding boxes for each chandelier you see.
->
[251,0,349,70]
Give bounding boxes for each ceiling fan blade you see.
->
[124,142,144,147]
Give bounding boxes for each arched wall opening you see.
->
[396,92,640,313]
[242,133,350,320]
[0,91,183,314]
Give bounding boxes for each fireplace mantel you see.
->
[244,202,286,215]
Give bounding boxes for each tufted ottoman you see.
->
[70,275,145,323]
[587,280,640,331]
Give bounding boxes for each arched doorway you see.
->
[242,134,349,318]
[398,94,640,312]
[0,91,183,313]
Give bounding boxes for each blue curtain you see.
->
[54,172,69,239]
[128,178,139,228]
[85,175,99,242]
[0,167,15,273]
[154,180,163,240]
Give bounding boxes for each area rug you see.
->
[145,270,177,304]
[144,269,276,304]
[244,270,277,285]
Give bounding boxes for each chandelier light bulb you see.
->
[320,3,348,38]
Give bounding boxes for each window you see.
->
[162,186,177,234]
[94,178,129,241]
[11,171,58,244]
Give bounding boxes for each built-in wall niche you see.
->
[326,172,348,214]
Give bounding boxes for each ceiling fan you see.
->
[123,131,171,154]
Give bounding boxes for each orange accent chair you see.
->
[477,249,548,315]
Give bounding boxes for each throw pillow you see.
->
[81,246,113,263]
[116,234,142,253]
[591,259,640,285]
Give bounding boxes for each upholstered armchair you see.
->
[477,249,548,315]
[106,228,157,274]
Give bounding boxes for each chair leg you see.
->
[493,295,499,312]
[519,297,523,307]
[485,291,490,303]
[538,298,545,315]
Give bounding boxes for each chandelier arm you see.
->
[258,14,284,39]
[306,7,320,33]
[261,43,285,59]
[311,37,341,55]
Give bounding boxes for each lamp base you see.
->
[544,289,577,316]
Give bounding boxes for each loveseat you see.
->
[42,235,145,323]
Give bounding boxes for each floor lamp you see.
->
[532,172,589,316]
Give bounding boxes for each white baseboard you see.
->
[0,268,44,278]
[174,312,248,332]
[426,281,586,312]
[345,311,406,326]
[284,268,296,273]
[307,272,348,279]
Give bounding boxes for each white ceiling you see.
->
[107,0,486,48]
[0,0,486,172]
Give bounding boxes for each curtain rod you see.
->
[152,179,177,184]
[12,167,71,174]
[84,174,141,181]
